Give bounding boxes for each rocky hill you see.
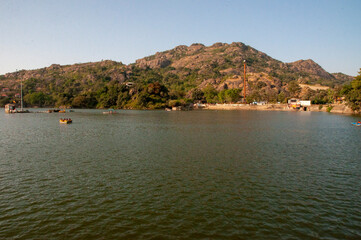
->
[286,59,334,80]
[134,42,352,89]
[0,42,354,108]
[331,72,354,83]
[1,60,126,91]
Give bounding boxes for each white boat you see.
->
[103,109,116,114]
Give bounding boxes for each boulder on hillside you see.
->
[217,83,228,91]
[136,57,171,69]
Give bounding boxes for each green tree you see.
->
[203,85,218,103]
[96,83,121,108]
[191,88,204,101]
[23,78,39,94]
[72,94,97,108]
[311,90,331,104]
[247,91,260,103]
[116,91,130,108]
[224,89,241,103]
[24,92,53,107]
[343,69,361,112]
[287,81,301,96]
[255,81,267,89]
[0,97,10,107]
[277,91,286,103]
[218,90,226,103]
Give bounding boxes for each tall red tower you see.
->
[243,60,247,102]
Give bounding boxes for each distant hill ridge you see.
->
[1,42,353,86]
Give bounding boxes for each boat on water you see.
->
[60,118,72,124]
[16,109,30,113]
[4,104,29,113]
[47,109,72,113]
[5,104,16,113]
[103,109,116,114]
[4,79,30,113]
[351,122,361,126]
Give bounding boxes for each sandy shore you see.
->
[200,103,355,115]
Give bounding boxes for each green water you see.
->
[1,110,360,239]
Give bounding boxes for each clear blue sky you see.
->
[0,0,360,76]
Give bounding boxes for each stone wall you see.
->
[203,103,356,115]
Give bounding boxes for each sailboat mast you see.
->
[21,79,23,111]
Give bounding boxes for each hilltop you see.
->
[135,42,352,87]
[0,42,354,108]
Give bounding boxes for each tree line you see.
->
[1,69,360,113]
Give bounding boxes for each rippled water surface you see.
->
[1,110,360,239]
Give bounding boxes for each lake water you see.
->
[1,109,360,239]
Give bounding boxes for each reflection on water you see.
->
[1,110,360,239]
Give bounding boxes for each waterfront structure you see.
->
[300,100,311,106]
[172,106,182,111]
[288,99,311,110]
[5,104,16,113]
[334,97,345,104]
[288,98,301,109]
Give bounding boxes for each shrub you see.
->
[326,105,333,112]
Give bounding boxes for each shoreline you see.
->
[3,103,359,115]
[198,103,357,115]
